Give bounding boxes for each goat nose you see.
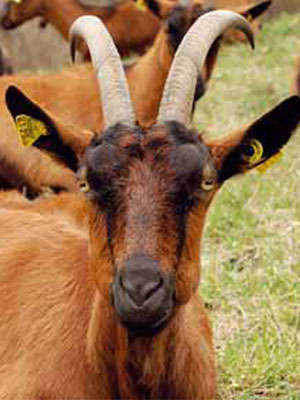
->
[120,270,163,307]
[112,255,175,335]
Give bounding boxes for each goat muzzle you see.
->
[111,254,175,336]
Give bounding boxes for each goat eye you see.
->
[201,179,215,191]
[79,180,90,193]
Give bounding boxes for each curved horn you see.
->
[157,10,254,126]
[69,16,135,129]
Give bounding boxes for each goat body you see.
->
[1,0,160,57]
[0,199,215,399]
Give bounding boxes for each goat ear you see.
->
[207,96,300,182]
[6,86,92,172]
[239,0,272,21]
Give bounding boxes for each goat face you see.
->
[1,0,43,29]
[5,84,300,338]
[5,14,299,339]
[82,122,217,336]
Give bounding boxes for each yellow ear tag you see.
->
[243,138,264,165]
[256,151,282,174]
[135,0,147,12]
[16,114,48,147]
[10,0,23,4]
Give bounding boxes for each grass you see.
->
[193,12,300,399]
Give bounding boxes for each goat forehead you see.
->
[85,122,212,177]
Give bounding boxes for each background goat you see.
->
[0,1,235,195]
[0,0,272,55]
[145,0,272,42]
[1,0,160,57]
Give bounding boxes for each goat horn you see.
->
[69,16,135,130]
[157,10,254,126]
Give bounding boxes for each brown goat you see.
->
[1,0,160,57]
[215,0,272,42]
[0,14,299,399]
[148,0,272,42]
[0,189,88,226]
[0,0,272,58]
[0,2,230,195]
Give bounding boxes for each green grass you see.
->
[193,12,300,399]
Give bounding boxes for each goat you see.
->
[0,189,88,226]
[0,14,299,399]
[0,0,160,57]
[147,0,272,42]
[215,0,272,42]
[0,1,234,195]
[0,0,272,59]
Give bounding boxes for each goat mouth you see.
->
[123,312,172,337]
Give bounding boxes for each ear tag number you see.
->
[135,0,147,12]
[16,114,48,147]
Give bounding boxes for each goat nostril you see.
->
[119,275,124,289]
[119,274,164,306]
[144,277,163,301]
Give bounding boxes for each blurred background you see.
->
[0,0,299,72]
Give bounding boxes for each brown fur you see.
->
[0,90,298,398]
[0,125,218,399]
[1,0,160,57]
[152,0,270,42]
[0,66,97,193]
[126,29,176,127]
[0,189,88,227]
[214,0,270,42]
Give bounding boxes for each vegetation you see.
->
[194,12,300,399]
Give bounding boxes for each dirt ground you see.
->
[0,0,299,73]
[0,21,69,73]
